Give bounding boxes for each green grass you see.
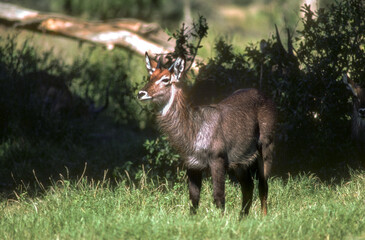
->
[0,2,363,239]
[1,171,365,239]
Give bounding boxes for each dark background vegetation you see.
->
[0,0,364,194]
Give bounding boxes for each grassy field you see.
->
[1,170,365,240]
[1,1,364,239]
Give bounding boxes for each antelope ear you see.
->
[145,52,156,76]
[343,73,358,97]
[172,57,185,82]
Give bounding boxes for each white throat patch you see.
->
[161,85,176,116]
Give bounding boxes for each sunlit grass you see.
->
[1,171,365,239]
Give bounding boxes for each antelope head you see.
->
[343,74,365,120]
[138,52,185,115]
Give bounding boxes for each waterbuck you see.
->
[343,74,365,150]
[138,53,276,216]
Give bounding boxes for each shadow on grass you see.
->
[1,115,363,199]
[271,142,364,183]
[0,115,158,197]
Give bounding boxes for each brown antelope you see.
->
[138,53,276,216]
[343,74,365,150]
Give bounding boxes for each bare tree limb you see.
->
[0,2,174,56]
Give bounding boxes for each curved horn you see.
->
[157,56,162,69]
[168,61,175,72]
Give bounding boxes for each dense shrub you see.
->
[261,0,364,166]
[1,0,363,186]
[0,34,147,188]
[73,47,145,126]
[0,35,83,141]
[0,35,87,186]
[141,136,181,179]
[0,34,146,137]
[130,0,364,179]
[193,0,365,172]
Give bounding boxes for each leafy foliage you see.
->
[270,0,365,163]
[116,136,183,181]
[298,1,365,85]
[141,136,181,180]
[166,15,208,71]
[192,0,365,170]
[191,38,255,105]
[74,47,143,125]
[1,0,364,187]
[0,35,84,141]
[0,34,149,188]
[137,1,365,178]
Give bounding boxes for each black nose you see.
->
[137,91,146,99]
[359,108,365,117]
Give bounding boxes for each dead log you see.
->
[0,2,174,56]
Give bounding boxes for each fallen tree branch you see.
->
[0,2,174,56]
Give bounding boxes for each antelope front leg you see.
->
[210,157,226,210]
[187,169,202,214]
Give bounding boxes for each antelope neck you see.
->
[158,86,196,153]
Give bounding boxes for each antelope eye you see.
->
[156,75,171,85]
[161,78,170,84]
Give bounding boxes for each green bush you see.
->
[191,0,364,173]
[0,35,84,141]
[1,0,363,187]
[131,0,365,180]
[264,0,365,164]
[73,47,146,126]
[0,34,147,187]
[115,136,182,182]
[142,136,181,179]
